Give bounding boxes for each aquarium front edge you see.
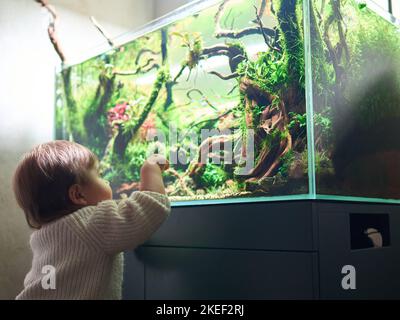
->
[171,194,313,207]
[303,0,316,199]
[171,194,400,208]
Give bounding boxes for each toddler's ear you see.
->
[68,184,88,206]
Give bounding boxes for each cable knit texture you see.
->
[16,191,170,300]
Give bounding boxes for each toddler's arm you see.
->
[86,156,170,254]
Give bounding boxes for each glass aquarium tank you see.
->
[55,0,400,205]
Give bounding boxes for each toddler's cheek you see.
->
[105,183,113,200]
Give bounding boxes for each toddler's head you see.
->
[13,140,112,229]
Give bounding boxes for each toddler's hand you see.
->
[140,154,168,194]
[145,154,169,172]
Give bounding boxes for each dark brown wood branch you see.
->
[202,45,232,56]
[214,0,275,39]
[254,5,269,45]
[173,44,246,84]
[239,77,294,180]
[87,74,116,120]
[135,48,160,64]
[227,84,239,95]
[322,12,343,84]
[188,135,233,178]
[35,0,66,63]
[187,108,234,132]
[61,68,77,114]
[257,0,268,18]
[314,1,324,28]
[141,62,160,73]
[113,59,160,76]
[204,44,246,71]
[91,20,160,74]
[173,65,187,83]
[321,0,349,85]
[307,0,333,119]
[252,0,269,23]
[270,0,276,15]
[83,73,116,152]
[115,49,161,76]
[113,70,139,76]
[161,28,174,111]
[246,130,292,180]
[216,26,275,39]
[331,0,350,62]
[276,0,303,97]
[253,5,281,52]
[136,58,160,73]
[208,71,239,80]
[90,16,115,48]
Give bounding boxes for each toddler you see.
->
[13,140,170,299]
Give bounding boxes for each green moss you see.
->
[238,50,287,93]
[103,142,149,188]
[288,112,307,129]
[274,0,305,89]
[199,163,228,190]
[278,150,294,178]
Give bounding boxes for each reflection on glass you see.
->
[311,0,400,200]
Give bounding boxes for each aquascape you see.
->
[54,0,400,204]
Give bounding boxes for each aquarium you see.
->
[55,0,400,205]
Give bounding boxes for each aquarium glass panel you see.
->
[310,0,400,202]
[55,0,310,205]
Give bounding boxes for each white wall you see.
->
[372,0,400,18]
[0,0,154,300]
[0,0,56,300]
[153,0,192,18]
[52,0,155,63]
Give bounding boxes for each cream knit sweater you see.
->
[16,191,170,300]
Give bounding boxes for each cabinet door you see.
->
[317,202,400,299]
[146,202,315,251]
[134,247,317,300]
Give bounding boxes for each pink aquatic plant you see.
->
[107,102,130,127]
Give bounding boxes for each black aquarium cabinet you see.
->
[123,200,400,299]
